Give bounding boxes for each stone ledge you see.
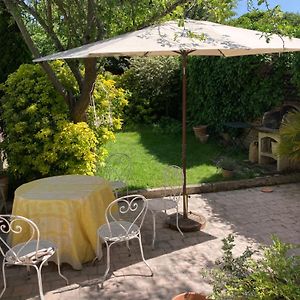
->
[130,172,300,198]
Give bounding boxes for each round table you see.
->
[11,175,115,270]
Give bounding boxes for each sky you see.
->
[235,0,300,16]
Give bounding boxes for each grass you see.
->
[96,127,248,190]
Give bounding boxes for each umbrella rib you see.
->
[173,50,196,55]
[218,49,226,57]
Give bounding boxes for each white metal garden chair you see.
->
[96,195,153,288]
[0,215,68,300]
[105,153,131,197]
[147,165,184,249]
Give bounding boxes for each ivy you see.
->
[187,54,290,131]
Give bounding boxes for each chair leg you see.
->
[33,264,45,300]
[100,240,112,289]
[137,233,153,276]
[0,261,7,298]
[126,240,131,256]
[56,250,68,284]
[26,265,31,279]
[151,211,157,250]
[176,205,184,237]
[114,190,119,198]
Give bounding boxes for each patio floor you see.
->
[2,183,300,300]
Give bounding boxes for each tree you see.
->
[0,2,31,83]
[2,0,237,123]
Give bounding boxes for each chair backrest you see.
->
[163,165,183,200]
[105,153,131,182]
[0,215,40,263]
[104,195,147,237]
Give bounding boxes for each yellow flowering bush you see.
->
[0,64,127,181]
[87,73,128,163]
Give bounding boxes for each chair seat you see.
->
[147,198,177,212]
[6,240,55,265]
[98,221,139,242]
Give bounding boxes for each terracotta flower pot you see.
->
[172,292,208,300]
[222,168,234,178]
[193,125,208,137]
[198,134,209,144]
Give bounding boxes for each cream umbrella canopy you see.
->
[34,19,300,222]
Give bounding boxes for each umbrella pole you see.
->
[181,51,188,219]
[169,51,206,232]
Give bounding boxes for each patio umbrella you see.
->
[34,19,300,224]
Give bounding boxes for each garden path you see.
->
[2,183,300,300]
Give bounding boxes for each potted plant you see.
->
[217,157,236,178]
[203,234,300,300]
[193,125,209,143]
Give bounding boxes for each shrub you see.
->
[52,121,98,175]
[278,110,300,162]
[119,57,181,124]
[216,157,236,171]
[0,64,98,180]
[87,73,129,164]
[151,116,182,134]
[206,234,300,300]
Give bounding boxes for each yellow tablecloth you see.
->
[11,175,115,270]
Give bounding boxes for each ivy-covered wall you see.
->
[186,54,295,132]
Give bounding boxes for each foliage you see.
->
[87,73,129,162]
[0,62,128,181]
[3,0,238,123]
[216,157,236,171]
[231,10,300,101]
[0,63,97,180]
[0,2,31,83]
[187,54,286,132]
[119,57,181,124]
[52,121,98,175]
[152,117,182,134]
[206,234,300,300]
[278,111,300,162]
[186,11,300,132]
[231,11,300,38]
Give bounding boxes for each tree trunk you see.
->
[71,58,97,123]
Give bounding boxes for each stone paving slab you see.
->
[1,183,299,300]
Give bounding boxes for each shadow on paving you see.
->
[0,211,216,300]
[198,184,300,248]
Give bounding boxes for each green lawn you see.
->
[96,127,247,190]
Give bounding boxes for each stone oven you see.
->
[257,102,300,171]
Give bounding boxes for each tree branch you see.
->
[3,0,68,104]
[84,0,93,43]
[52,0,78,44]
[18,0,83,89]
[138,0,191,29]
[90,0,105,40]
